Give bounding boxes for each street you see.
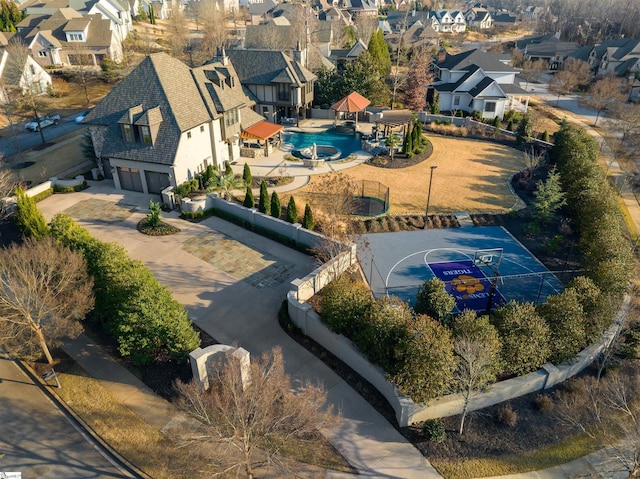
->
[0,353,130,478]
[0,114,85,159]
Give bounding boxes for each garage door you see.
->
[117,167,143,192]
[145,171,171,194]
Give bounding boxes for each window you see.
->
[262,106,269,118]
[200,125,205,133]
[38,50,48,58]
[122,124,134,142]
[140,125,152,144]
[485,102,496,113]
[277,83,290,101]
[187,131,192,139]
[29,65,36,75]
[68,33,84,41]
[224,108,238,127]
[453,96,460,106]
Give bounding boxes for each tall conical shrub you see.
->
[243,163,252,186]
[270,191,281,218]
[14,188,50,239]
[287,196,298,224]
[258,180,270,215]
[243,186,254,208]
[302,203,314,230]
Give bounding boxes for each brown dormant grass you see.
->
[290,136,526,214]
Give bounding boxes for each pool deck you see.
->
[230,119,375,194]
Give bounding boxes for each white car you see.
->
[25,114,61,132]
[75,109,91,123]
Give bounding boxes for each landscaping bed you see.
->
[366,141,434,169]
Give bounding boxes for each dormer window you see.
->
[67,33,84,41]
[122,124,134,142]
[224,108,239,127]
[140,126,152,144]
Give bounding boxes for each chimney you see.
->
[215,46,229,65]
[293,40,307,67]
[437,48,446,63]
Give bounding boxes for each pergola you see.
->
[373,109,415,138]
[240,121,284,157]
[330,92,371,129]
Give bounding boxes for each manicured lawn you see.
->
[290,136,526,214]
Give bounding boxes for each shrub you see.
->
[147,200,162,227]
[422,419,446,444]
[320,275,373,337]
[174,179,199,198]
[258,180,270,215]
[242,163,252,186]
[243,186,254,208]
[270,191,281,218]
[53,182,88,193]
[507,119,514,131]
[537,288,586,363]
[14,188,50,239]
[30,188,54,202]
[516,113,533,144]
[414,278,456,322]
[302,203,314,230]
[472,110,482,120]
[534,394,553,411]
[496,404,518,427]
[541,130,550,142]
[286,196,298,224]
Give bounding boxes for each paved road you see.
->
[0,352,130,478]
[0,113,85,159]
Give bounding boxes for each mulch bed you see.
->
[365,141,434,169]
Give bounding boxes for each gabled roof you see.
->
[83,53,215,165]
[525,41,580,58]
[22,10,115,48]
[468,76,503,97]
[226,49,316,87]
[437,48,518,73]
[248,0,277,15]
[567,45,592,63]
[492,13,516,23]
[614,57,640,76]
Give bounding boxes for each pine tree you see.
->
[286,196,298,224]
[402,133,409,154]
[516,114,533,144]
[148,6,155,24]
[367,29,391,78]
[412,121,422,151]
[302,203,314,230]
[258,180,270,215]
[541,130,549,142]
[243,186,254,208]
[242,163,252,186]
[13,188,50,239]
[270,191,281,218]
[507,119,514,131]
[224,161,233,177]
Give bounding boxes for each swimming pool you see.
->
[282,129,362,160]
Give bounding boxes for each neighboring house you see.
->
[587,38,640,77]
[17,8,122,66]
[20,0,133,42]
[338,0,377,18]
[429,48,530,120]
[385,20,439,51]
[330,37,366,68]
[83,52,267,193]
[464,7,492,29]
[385,9,431,33]
[0,45,52,103]
[248,0,278,25]
[226,48,316,123]
[524,38,580,70]
[521,5,544,22]
[319,6,351,25]
[492,12,516,27]
[429,10,466,33]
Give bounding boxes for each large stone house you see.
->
[226,48,316,123]
[428,49,530,120]
[83,52,267,193]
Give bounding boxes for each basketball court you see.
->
[358,226,564,312]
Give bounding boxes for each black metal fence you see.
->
[349,180,390,216]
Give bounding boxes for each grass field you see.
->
[290,136,526,214]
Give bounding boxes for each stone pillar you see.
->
[189,345,251,390]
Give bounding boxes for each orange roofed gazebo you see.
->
[330,92,371,130]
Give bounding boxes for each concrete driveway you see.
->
[36,182,440,478]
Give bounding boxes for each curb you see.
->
[8,353,152,479]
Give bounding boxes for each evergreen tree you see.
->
[412,120,422,151]
[13,188,49,239]
[507,118,514,131]
[270,191,281,218]
[148,6,155,24]
[402,133,409,154]
[541,130,550,142]
[242,163,252,186]
[367,29,391,77]
[302,203,314,230]
[243,186,254,208]
[258,180,270,215]
[224,161,233,177]
[286,196,298,223]
[516,113,533,144]
[533,166,567,224]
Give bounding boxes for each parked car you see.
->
[75,109,91,123]
[25,114,61,132]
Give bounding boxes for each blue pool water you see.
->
[282,129,362,159]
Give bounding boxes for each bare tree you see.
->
[0,161,19,220]
[582,75,626,126]
[307,172,358,238]
[520,59,547,90]
[607,103,640,147]
[166,7,190,59]
[452,310,502,434]
[174,347,338,479]
[200,0,229,56]
[67,42,98,105]
[354,15,377,45]
[0,238,94,364]
[5,39,51,145]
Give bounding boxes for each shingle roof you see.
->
[248,0,277,15]
[226,49,316,87]
[23,10,115,49]
[84,53,214,166]
[437,48,518,73]
[567,45,592,62]
[614,57,640,76]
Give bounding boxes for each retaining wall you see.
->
[287,283,630,427]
